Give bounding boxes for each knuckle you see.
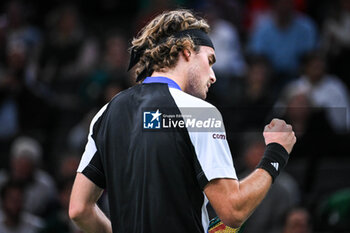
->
[286,125,293,132]
[271,118,279,125]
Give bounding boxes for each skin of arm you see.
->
[204,169,272,228]
[205,119,296,228]
[69,172,112,233]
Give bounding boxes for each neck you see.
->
[275,14,293,28]
[150,52,190,91]
[151,69,187,90]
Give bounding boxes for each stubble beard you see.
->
[187,66,206,100]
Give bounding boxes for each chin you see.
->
[199,93,207,100]
[186,88,206,100]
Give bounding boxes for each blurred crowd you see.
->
[0,0,350,232]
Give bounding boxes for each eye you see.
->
[208,55,216,66]
[208,58,213,66]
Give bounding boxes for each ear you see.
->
[182,49,191,61]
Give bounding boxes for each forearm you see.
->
[206,119,296,228]
[231,142,290,222]
[233,168,272,221]
[72,204,112,233]
[204,169,273,228]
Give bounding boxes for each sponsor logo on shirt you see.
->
[212,134,226,140]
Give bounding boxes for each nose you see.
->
[210,67,216,84]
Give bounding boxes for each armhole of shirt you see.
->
[77,104,108,188]
[168,88,237,186]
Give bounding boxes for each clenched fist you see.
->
[263,119,296,154]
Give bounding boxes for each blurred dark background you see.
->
[0,0,350,232]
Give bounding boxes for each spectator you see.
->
[54,152,110,219]
[204,4,246,78]
[0,1,41,65]
[322,0,350,88]
[133,0,179,34]
[0,68,19,143]
[0,5,53,149]
[272,83,335,197]
[273,81,333,145]
[38,4,99,111]
[56,153,81,181]
[243,0,307,32]
[280,51,350,132]
[236,56,274,131]
[0,181,43,233]
[0,136,57,216]
[0,0,43,167]
[315,188,350,231]
[38,4,99,157]
[41,178,81,233]
[200,3,246,105]
[3,38,51,136]
[0,18,47,139]
[248,0,318,87]
[79,32,130,110]
[70,81,129,153]
[238,134,300,233]
[283,207,313,233]
[68,111,96,153]
[243,0,272,32]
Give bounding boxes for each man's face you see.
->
[185,46,216,99]
[305,57,325,84]
[11,156,35,182]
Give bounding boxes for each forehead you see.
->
[198,46,215,56]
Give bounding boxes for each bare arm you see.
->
[69,173,112,233]
[205,169,272,228]
[205,119,296,228]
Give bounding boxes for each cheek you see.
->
[187,67,203,93]
[201,58,210,72]
[188,66,199,85]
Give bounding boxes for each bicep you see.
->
[77,104,108,189]
[70,172,104,207]
[204,178,240,226]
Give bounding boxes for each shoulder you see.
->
[108,85,138,104]
[294,13,317,30]
[168,88,218,109]
[0,170,9,186]
[323,75,349,92]
[252,15,274,32]
[212,20,239,38]
[324,75,346,85]
[34,170,56,188]
[22,212,44,229]
[168,88,225,131]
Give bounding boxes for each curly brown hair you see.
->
[130,9,210,81]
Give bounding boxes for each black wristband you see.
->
[256,143,289,182]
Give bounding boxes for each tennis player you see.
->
[69,9,296,233]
